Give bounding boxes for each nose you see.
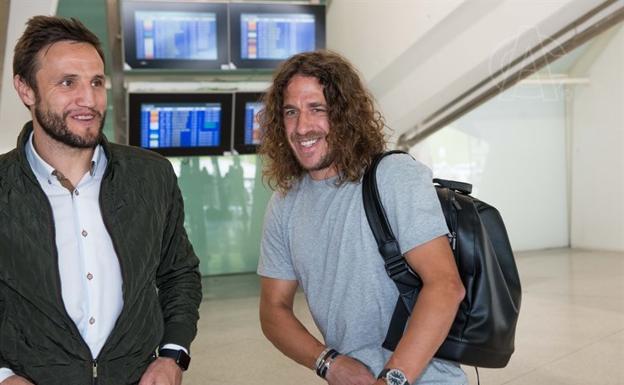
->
[76,82,97,108]
[295,110,313,134]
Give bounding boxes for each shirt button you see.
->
[87,273,94,280]
[82,230,88,237]
[75,189,80,196]
[89,317,96,325]
[47,179,52,185]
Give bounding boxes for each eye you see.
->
[91,78,104,87]
[283,108,298,117]
[60,79,73,87]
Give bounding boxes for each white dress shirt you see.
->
[24,132,124,360]
[0,134,182,382]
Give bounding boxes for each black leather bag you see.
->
[362,151,522,368]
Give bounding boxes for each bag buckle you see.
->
[379,241,408,279]
[384,255,409,279]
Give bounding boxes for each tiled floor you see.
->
[185,248,624,385]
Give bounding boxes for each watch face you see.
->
[386,369,407,385]
[177,351,191,370]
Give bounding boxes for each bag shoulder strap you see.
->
[362,150,418,285]
[362,150,421,351]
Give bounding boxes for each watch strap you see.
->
[158,348,191,371]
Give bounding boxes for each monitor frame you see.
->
[122,1,229,70]
[229,3,326,70]
[128,92,233,157]
[233,92,265,154]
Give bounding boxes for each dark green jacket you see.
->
[0,122,202,385]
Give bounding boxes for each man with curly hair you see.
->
[257,50,468,385]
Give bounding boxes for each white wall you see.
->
[570,27,624,251]
[413,84,569,251]
[326,0,463,81]
[327,0,607,145]
[0,0,57,155]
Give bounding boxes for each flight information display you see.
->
[243,102,264,145]
[140,103,222,149]
[134,11,218,60]
[240,13,315,60]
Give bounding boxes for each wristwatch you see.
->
[378,368,410,385]
[158,348,191,371]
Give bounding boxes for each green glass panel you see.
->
[170,154,272,276]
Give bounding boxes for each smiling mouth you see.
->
[72,114,95,121]
[300,138,319,147]
[65,109,104,125]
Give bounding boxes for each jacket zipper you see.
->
[92,360,98,385]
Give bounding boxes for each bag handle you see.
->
[433,178,472,195]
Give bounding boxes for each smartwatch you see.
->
[158,348,191,371]
[378,368,410,385]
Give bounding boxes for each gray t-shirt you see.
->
[258,153,467,384]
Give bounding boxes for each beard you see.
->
[34,103,105,149]
[305,150,335,172]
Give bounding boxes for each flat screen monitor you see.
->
[229,3,325,69]
[122,1,228,70]
[128,93,233,156]
[233,92,265,154]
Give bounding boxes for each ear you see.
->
[13,75,36,107]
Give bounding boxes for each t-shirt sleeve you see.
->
[375,153,449,253]
[257,192,298,280]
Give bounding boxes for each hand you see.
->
[0,375,35,385]
[325,355,376,385]
[138,358,182,385]
[373,380,386,385]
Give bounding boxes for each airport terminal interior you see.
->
[0,1,622,384]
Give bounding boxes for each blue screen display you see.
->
[140,103,222,148]
[244,102,264,145]
[135,11,218,60]
[240,13,315,59]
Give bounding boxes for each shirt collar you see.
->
[25,131,106,183]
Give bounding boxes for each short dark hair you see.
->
[13,15,104,90]
[258,50,387,192]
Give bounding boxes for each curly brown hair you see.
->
[258,50,387,193]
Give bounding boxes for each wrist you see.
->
[383,356,419,384]
[158,348,191,371]
[314,347,340,379]
[378,368,411,385]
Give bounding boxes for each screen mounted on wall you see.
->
[233,92,265,154]
[128,93,233,156]
[229,3,326,69]
[122,1,228,70]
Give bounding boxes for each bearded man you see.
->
[0,16,201,385]
[257,51,467,385]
